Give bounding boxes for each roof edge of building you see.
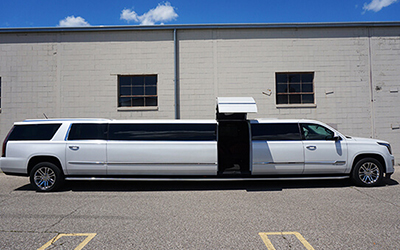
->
[1,21,400,34]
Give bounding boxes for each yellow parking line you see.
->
[38,233,96,250]
[259,232,315,250]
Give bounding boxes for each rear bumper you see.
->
[0,157,28,176]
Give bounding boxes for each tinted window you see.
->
[109,124,216,141]
[8,124,61,141]
[301,123,334,140]
[251,123,301,141]
[68,124,107,140]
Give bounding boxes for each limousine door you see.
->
[301,123,348,174]
[66,142,107,175]
[65,123,107,175]
[216,97,257,175]
[251,123,304,175]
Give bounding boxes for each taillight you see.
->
[2,126,14,157]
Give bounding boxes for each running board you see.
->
[65,176,350,182]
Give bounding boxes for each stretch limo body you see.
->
[0,118,394,191]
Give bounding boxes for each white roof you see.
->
[217,97,258,113]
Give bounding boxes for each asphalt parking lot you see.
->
[1,168,399,249]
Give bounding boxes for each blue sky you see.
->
[1,0,399,28]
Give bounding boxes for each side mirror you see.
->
[333,133,341,141]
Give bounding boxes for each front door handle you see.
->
[306,145,317,150]
[69,146,79,150]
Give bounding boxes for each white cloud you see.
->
[58,16,91,27]
[120,9,139,22]
[120,2,178,25]
[363,0,398,12]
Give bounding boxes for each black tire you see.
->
[352,158,384,187]
[30,162,64,192]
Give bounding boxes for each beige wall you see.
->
[0,30,176,135]
[0,25,399,161]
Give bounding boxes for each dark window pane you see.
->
[68,124,107,140]
[145,75,157,85]
[302,73,314,83]
[145,97,157,106]
[120,86,131,96]
[131,76,144,86]
[8,124,61,141]
[289,94,301,104]
[109,124,217,141]
[302,83,313,93]
[132,97,145,106]
[276,95,288,104]
[251,123,301,140]
[132,86,144,96]
[289,83,300,93]
[276,83,288,93]
[302,94,314,104]
[276,74,287,84]
[119,97,131,107]
[145,86,157,95]
[288,74,300,83]
[119,76,131,87]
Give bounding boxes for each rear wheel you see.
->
[30,162,64,192]
[352,158,383,187]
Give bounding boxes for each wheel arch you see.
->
[28,156,64,175]
[351,154,386,174]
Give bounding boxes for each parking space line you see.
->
[38,233,96,250]
[259,232,315,250]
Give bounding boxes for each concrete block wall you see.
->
[370,28,400,160]
[56,30,176,119]
[0,30,176,140]
[178,27,374,137]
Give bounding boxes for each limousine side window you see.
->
[301,123,334,140]
[8,124,62,141]
[251,123,301,140]
[67,124,107,140]
[108,124,217,141]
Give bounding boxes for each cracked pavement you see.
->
[0,167,400,249]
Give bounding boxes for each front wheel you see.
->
[30,162,64,192]
[352,158,384,187]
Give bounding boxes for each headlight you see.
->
[378,142,392,154]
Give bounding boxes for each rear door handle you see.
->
[69,146,79,150]
[306,145,316,150]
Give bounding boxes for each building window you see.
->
[276,72,314,105]
[118,75,157,107]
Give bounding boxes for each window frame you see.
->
[275,72,316,108]
[117,74,158,110]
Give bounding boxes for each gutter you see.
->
[1,22,400,34]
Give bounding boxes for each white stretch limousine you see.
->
[0,98,395,191]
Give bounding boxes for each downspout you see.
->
[174,29,180,119]
[367,27,375,138]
